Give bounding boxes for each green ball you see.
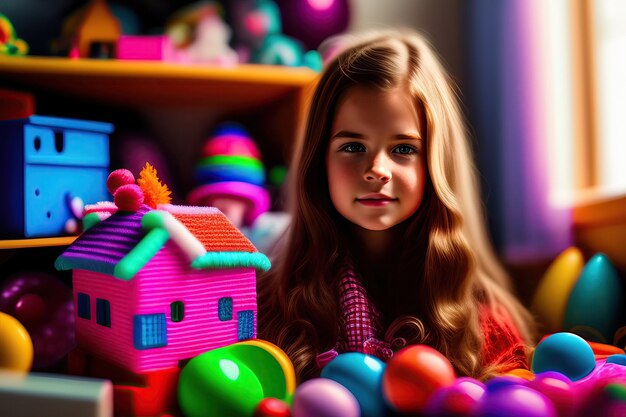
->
[178,348,264,417]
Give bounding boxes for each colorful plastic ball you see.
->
[473,385,557,417]
[382,345,456,414]
[606,354,626,366]
[178,348,264,417]
[0,312,33,372]
[254,397,292,417]
[424,377,486,417]
[532,332,596,381]
[527,372,576,417]
[563,253,623,343]
[291,378,360,417]
[321,352,387,417]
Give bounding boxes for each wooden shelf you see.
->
[0,56,318,110]
[0,236,77,250]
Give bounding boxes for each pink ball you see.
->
[114,184,144,212]
[527,372,576,417]
[106,169,135,195]
[292,378,360,417]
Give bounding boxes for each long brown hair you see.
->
[258,29,536,382]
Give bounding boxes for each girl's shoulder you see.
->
[479,303,529,371]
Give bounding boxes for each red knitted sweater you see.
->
[317,266,529,373]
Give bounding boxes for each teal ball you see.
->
[321,352,387,417]
[531,332,596,381]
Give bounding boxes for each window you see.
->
[237,310,255,341]
[592,0,626,196]
[170,301,184,322]
[95,298,111,327]
[218,297,233,321]
[77,292,90,320]
[133,314,167,350]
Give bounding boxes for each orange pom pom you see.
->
[137,162,172,208]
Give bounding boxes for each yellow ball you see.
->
[531,247,584,333]
[0,311,33,372]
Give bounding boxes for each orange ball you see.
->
[382,345,456,413]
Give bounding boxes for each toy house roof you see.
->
[55,204,270,280]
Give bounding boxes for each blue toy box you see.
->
[0,115,113,238]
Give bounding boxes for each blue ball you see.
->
[321,353,387,417]
[531,332,596,381]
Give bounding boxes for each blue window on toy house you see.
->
[95,298,110,327]
[77,292,90,320]
[218,297,233,321]
[238,310,255,341]
[133,314,167,350]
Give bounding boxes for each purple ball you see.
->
[425,377,486,417]
[0,272,75,370]
[292,378,360,417]
[473,385,557,417]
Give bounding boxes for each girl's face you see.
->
[326,86,427,231]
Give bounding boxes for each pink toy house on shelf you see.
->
[55,203,271,374]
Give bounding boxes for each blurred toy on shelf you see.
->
[0,13,28,56]
[0,88,34,121]
[187,122,290,253]
[54,0,121,58]
[275,0,351,51]
[0,115,112,238]
[164,1,238,66]
[115,132,180,202]
[227,0,322,70]
[0,271,75,370]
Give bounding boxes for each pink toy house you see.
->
[55,203,270,374]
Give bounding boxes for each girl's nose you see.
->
[365,156,392,183]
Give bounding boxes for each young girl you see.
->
[257,29,536,382]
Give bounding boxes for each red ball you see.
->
[14,294,46,325]
[254,397,291,417]
[383,345,456,413]
[106,169,135,195]
[114,184,144,212]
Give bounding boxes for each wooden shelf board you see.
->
[0,56,319,109]
[0,236,77,250]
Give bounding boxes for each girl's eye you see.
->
[339,143,366,153]
[393,144,418,155]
